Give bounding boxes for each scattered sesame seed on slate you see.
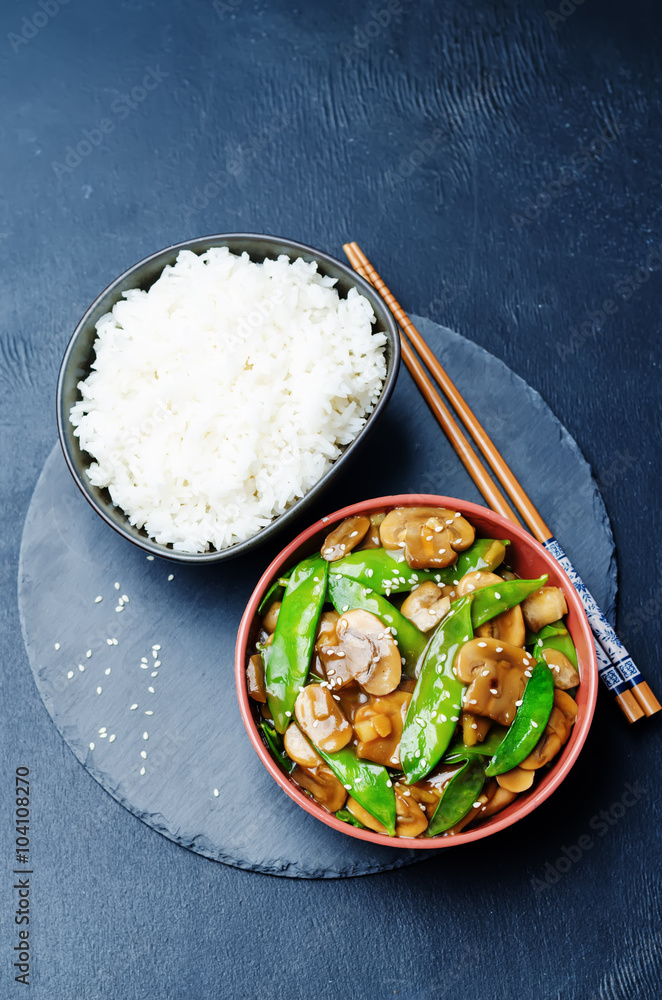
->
[130,704,138,710]
[148,686,155,694]
[96,686,102,695]
[213,789,220,797]
[67,671,74,679]
[89,742,95,751]
[151,671,158,677]
[105,668,111,676]
[144,710,153,716]
[78,664,85,672]
[140,766,146,775]
[54,642,60,650]
[86,650,92,658]
[94,596,103,604]
[109,735,116,743]
[141,750,147,759]
[143,732,149,740]
[114,582,120,590]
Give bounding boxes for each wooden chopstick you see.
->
[344,242,658,723]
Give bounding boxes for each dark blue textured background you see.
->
[1,1,661,997]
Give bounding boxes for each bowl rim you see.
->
[55,232,401,564]
[235,493,599,849]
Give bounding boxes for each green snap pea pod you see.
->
[259,721,295,774]
[266,555,329,733]
[335,808,366,829]
[469,576,549,629]
[329,549,441,593]
[485,660,554,776]
[443,725,509,763]
[315,745,396,836]
[400,597,474,784]
[427,758,486,836]
[527,620,578,669]
[257,574,291,616]
[327,575,426,675]
[328,538,510,595]
[455,538,509,577]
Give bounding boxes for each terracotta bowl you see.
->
[235,494,598,848]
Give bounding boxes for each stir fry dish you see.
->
[246,507,580,838]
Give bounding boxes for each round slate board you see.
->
[18,317,616,879]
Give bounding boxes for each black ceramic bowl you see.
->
[56,233,401,564]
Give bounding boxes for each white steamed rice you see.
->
[70,247,387,553]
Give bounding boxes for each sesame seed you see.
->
[114,582,120,590]
[494,592,501,600]
[151,671,159,677]
[386,779,393,787]
[152,650,158,658]
[344,783,352,790]
[67,670,74,679]
[523,658,531,666]
[532,720,539,728]
[349,530,359,538]
[107,639,113,646]
[450,716,459,721]
[471,723,478,730]
[96,686,102,695]
[213,788,220,797]
[439,714,447,722]
[143,732,149,740]
[141,663,149,669]
[54,642,60,650]
[167,574,174,582]
[285,711,291,718]
[148,686,155,694]
[86,650,92,658]
[524,670,532,678]
[121,595,129,603]
[94,596,103,604]
[140,767,146,775]
[141,656,148,662]
[496,646,503,653]
[146,555,154,561]
[78,664,85,672]
[473,801,482,809]
[154,660,161,667]
[140,750,147,759]
[105,668,111,676]
[109,734,116,743]
[333,694,341,701]
[89,742,95,751]
[115,605,124,613]
[477,641,487,647]
[152,644,161,651]
[515,699,523,706]
[100,732,108,739]
[144,710,154,716]
[312,720,318,728]
[99,727,107,733]
[420,759,427,768]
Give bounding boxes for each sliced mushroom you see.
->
[460,711,492,746]
[334,609,402,695]
[246,653,266,703]
[353,689,411,767]
[294,684,353,753]
[283,724,322,769]
[358,512,385,550]
[292,764,347,813]
[496,766,535,793]
[479,780,517,819]
[394,786,429,838]
[315,610,355,688]
[543,648,580,690]
[261,600,281,634]
[346,796,388,834]
[400,581,451,632]
[522,586,569,632]
[321,515,371,562]
[457,571,525,647]
[379,506,475,569]
[520,689,578,770]
[455,638,533,726]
